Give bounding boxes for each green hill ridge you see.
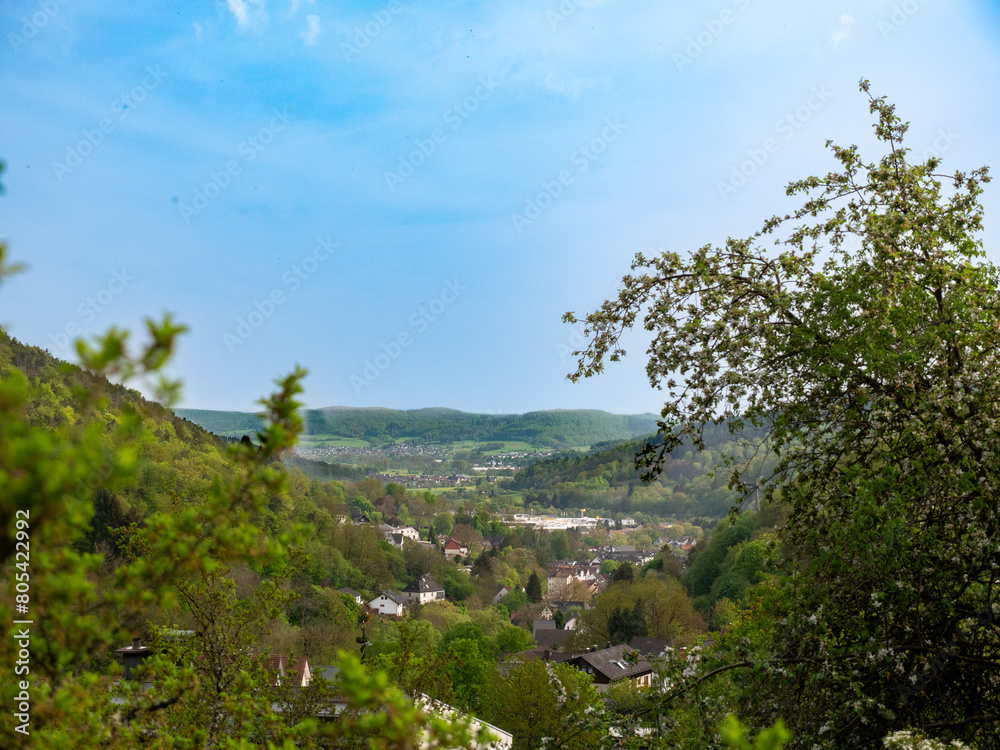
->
[176,405,660,447]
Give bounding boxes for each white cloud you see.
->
[288,0,315,18]
[300,14,321,45]
[830,13,854,48]
[227,0,269,32]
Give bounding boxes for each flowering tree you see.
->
[565,81,1000,746]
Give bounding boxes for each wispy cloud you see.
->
[227,0,269,32]
[288,0,315,18]
[830,14,854,48]
[300,14,321,46]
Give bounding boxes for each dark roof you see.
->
[533,619,557,635]
[534,628,573,650]
[115,638,151,655]
[628,636,672,658]
[574,645,652,681]
[337,587,361,598]
[521,649,576,664]
[373,590,406,605]
[403,574,444,594]
[313,665,340,683]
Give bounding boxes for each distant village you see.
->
[294,442,557,486]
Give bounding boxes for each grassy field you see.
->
[297,435,371,448]
[443,440,541,453]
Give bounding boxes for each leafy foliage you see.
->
[482,658,605,750]
[566,82,1000,745]
[0,245,477,747]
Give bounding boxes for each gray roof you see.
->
[312,665,340,683]
[374,590,406,605]
[516,645,576,664]
[403,574,444,594]
[574,645,652,681]
[628,636,672,658]
[533,619,557,635]
[534,628,573,650]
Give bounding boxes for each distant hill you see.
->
[510,423,773,520]
[175,406,660,447]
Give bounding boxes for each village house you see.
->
[368,590,407,617]
[380,524,421,548]
[492,586,512,605]
[546,562,602,598]
[265,654,311,687]
[589,545,656,567]
[481,534,507,551]
[336,587,363,604]
[567,645,653,691]
[442,537,468,558]
[415,694,514,749]
[538,600,585,620]
[628,636,673,660]
[401,574,445,604]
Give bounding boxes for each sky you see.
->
[1,0,999,416]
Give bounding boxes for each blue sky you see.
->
[1,0,999,415]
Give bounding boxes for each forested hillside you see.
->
[0,329,238,516]
[177,405,659,447]
[512,427,774,520]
